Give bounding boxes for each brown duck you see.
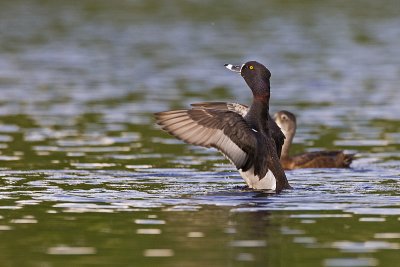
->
[274,110,355,170]
[155,61,291,192]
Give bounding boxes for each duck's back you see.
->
[282,151,354,170]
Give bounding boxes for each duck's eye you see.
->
[282,115,288,121]
[249,65,254,70]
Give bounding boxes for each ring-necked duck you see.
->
[155,61,291,192]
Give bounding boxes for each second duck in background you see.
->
[274,110,355,170]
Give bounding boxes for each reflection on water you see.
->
[324,258,379,267]
[0,167,399,265]
[0,0,400,266]
[47,246,97,255]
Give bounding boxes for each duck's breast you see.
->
[239,167,276,190]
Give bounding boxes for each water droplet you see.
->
[236,253,254,261]
[324,257,378,267]
[47,246,97,255]
[134,219,166,225]
[187,232,204,238]
[136,229,162,234]
[10,219,38,224]
[374,233,400,239]
[359,217,386,222]
[0,225,12,231]
[143,249,174,257]
[229,240,266,247]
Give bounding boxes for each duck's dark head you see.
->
[225,61,271,100]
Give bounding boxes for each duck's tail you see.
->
[343,153,356,167]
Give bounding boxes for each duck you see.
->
[274,110,355,170]
[155,61,291,193]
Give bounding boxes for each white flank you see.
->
[239,167,276,190]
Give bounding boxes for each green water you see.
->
[0,0,399,266]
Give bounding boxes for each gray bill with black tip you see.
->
[224,64,242,73]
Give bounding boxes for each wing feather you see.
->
[191,102,285,158]
[191,102,249,117]
[155,109,257,170]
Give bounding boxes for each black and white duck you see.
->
[155,61,291,192]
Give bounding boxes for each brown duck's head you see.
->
[274,110,297,137]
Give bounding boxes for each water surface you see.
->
[0,0,399,266]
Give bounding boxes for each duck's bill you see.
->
[224,64,242,73]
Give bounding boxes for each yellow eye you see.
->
[249,65,254,70]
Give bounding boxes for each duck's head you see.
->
[274,110,297,136]
[225,61,271,98]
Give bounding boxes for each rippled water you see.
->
[0,0,399,266]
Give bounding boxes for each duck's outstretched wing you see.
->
[155,108,258,172]
[191,102,285,158]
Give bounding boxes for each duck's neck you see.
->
[280,128,295,160]
[246,94,270,133]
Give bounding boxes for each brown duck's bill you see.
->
[224,64,243,73]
